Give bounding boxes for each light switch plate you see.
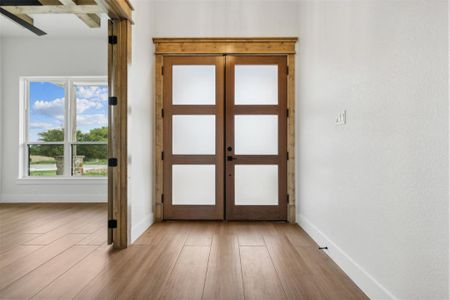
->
[336,110,346,126]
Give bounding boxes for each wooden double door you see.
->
[163,55,287,221]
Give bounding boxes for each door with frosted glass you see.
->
[163,56,224,219]
[225,56,287,220]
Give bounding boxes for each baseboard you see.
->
[0,194,107,203]
[130,213,154,243]
[297,214,398,300]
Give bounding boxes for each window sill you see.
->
[16,177,107,185]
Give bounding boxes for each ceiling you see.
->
[0,13,108,37]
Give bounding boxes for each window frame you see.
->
[19,76,108,179]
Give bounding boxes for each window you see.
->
[22,77,108,178]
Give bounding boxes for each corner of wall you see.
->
[297,214,397,300]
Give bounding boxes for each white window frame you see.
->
[19,76,108,180]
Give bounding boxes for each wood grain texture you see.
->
[0,204,368,300]
[155,54,164,222]
[153,38,297,54]
[108,19,130,249]
[287,54,296,223]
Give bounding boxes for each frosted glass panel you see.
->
[172,165,215,205]
[235,165,278,205]
[235,115,278,155]
[173,115,215,154]
[235,65,278,105]
[172,65,215,105]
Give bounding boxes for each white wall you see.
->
[297,1,449,299]
[0,37,107,202]
[150,0,299,37]
[128,0,155,242]
[0,36,3,196]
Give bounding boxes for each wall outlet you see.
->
[336,110,346,126]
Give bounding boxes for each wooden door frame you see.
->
[106,3,133,249]
[153,37,298,223]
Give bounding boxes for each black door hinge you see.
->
[108,96,117,106]
[161,66,164,75]
[286,66,289,75]
[286,109,289,118]
[161,109,164,118]
[287,194,290,204]
[161,194,164,203]
[161,151,164,160]
[108,158,118,167]
[287,152,289,160]
[108,35,117,45]
[108,219,117,228]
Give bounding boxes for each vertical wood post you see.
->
[108,19,129,248]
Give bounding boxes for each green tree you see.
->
[30,129,64,158]
[75,127,108,161]
[33,127,108,161]
[76,127,108,142]
[38,128,64,142]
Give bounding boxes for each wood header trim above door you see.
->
[153,37,298,54]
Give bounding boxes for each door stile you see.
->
[163,56,225,220]
[225,56,288,221]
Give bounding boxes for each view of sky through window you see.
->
[29,81,65,142]
[75,84,108,137]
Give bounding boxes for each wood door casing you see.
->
[163,56,225,220]
[225,56,288,221]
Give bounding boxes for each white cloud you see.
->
[77,114,108,126]
[33,98,64,116]
[77,99,104,113]
[29,122,60,130]
[76,85,108,102]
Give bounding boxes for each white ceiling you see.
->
[0,13,108,37]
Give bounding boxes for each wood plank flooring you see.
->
[0,204,368,300]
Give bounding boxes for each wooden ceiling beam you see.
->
[1,4,104,14]
[75,12,100,27]
[16,13,34,24]
[56,0,101,28]
[37,0,62,5]
[0,6,46,35]
[95,0,132,21]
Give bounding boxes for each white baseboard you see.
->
[297,214,398,300]
[130,213,154,243]
[0,194,107,203]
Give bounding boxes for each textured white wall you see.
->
[0,37,3,196]
[0,37,107,202]
[149,0,299,37]
[297,1,449,299]
[128,0,155,242]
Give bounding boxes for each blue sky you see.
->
[29,81,108,142]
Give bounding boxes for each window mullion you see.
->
[64,79,71,176]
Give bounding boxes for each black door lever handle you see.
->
[227,156,237,161]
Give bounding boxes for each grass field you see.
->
[30,169,107,176]
[30,155,56,165]
[30,170,57,176]
[29,156,107,177]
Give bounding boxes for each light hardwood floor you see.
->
[0,204,368,300]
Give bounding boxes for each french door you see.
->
[163,55,287,220]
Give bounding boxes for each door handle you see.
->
[227,156,237,161]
